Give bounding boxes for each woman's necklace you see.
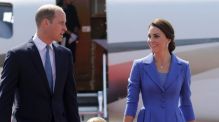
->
[159,62,169,70]
[160,64,164,69]
[156,57,171,71]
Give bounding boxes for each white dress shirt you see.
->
[33,34,56,90]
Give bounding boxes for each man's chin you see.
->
[56,36,64,42]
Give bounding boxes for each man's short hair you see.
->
[35,4,63,27]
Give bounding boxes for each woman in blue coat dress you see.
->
[123,18,196,122]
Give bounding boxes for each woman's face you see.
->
[147,26,170,54]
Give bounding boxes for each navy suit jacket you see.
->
[124,53,195,122]
[0,40,80,122]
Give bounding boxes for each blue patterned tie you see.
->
[45,45,53,92]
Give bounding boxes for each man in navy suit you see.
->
[0,4,80,122]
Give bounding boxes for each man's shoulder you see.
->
[9,40,34,53]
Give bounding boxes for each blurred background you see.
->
[1,0,219,121]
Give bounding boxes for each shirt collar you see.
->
[33,33,53,51]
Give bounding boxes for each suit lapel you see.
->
[143,54,182,92]
[164,55,181,90]
[27,40,52,95]
[143,54,165,92]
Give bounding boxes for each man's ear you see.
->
[41,18,50,27]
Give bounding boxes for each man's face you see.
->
[48,10,67,42]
